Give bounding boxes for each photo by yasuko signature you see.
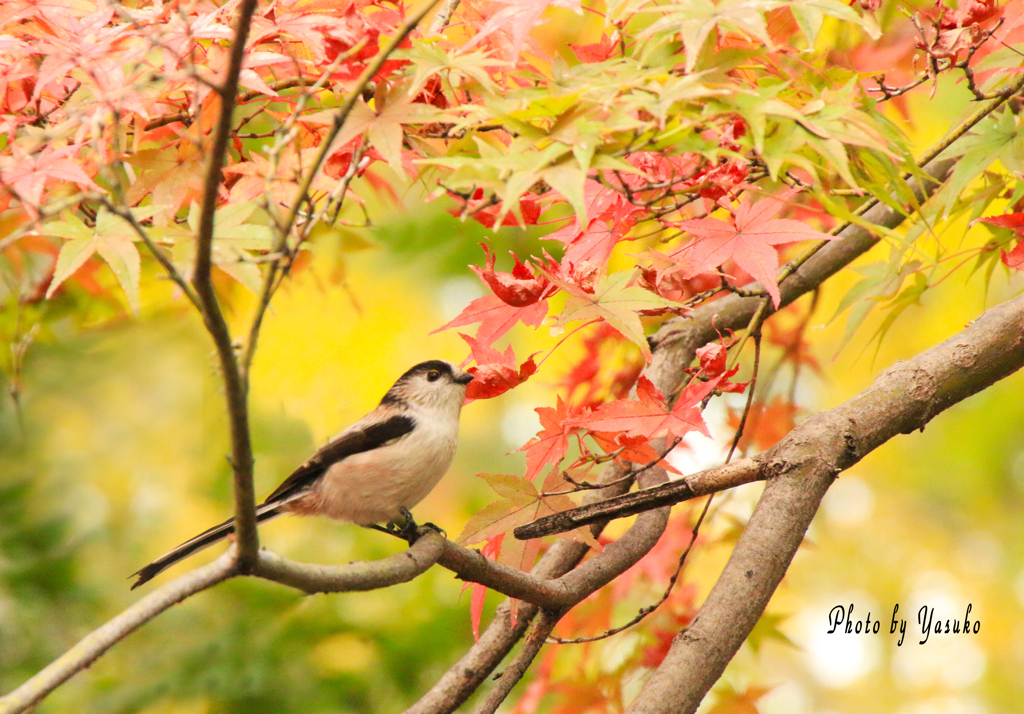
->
[827,603,981,646]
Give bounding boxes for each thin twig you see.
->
[242,2,439,376]
[189,0,262,571]
[429,0,461,34]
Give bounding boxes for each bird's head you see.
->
[380,360,473,412]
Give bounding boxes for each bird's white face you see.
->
[381,360,473,412]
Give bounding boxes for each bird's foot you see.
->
[419,522,447,539]
[369,509,445,544]
[396,507,420,542]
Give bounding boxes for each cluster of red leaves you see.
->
[1,0,421,305]
[914,0,1001,63]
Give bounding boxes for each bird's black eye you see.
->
[427,370,441,382]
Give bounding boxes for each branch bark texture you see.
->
[627,291,1024,713]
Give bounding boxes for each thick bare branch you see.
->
[0,553,237,714]
[474,611,560,714]
[628,291,1024,713]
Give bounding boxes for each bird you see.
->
[131,360,473,589]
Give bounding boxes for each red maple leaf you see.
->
[545,180,643,273]
[695,342,727,377]
[980,212,1024,233]
[1002,242,1024,271]
[472,197,543,229]
[1,144,99,214]
[470,244,556,307]
[980,212,1024,271]
[460,333,538,401]
[518,397,579,481]
[672,189,834,307]
[567,373,732,444]
[432,293,548,347]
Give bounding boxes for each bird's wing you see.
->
[262,414,416,506]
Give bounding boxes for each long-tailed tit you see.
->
[131,360,473,589]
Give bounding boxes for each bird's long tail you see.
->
[130,502,284,589]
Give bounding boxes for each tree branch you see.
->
[627,291,1024,713]
[474,610,560,714]
[429,0,461,34]
[515,459,759,539]
[0,553,237,714]
[253,532,445,593]
[405,465,670,714]
[189,0,261,573]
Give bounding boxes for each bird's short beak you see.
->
[456,371,474,385]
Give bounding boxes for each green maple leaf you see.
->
[43,208,151,313]
[641,0,777,73]
[549,270,682,362]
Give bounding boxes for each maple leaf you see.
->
[673,189,834,307]
[182,201,274,293]
[460,333,538,401]
[465,535,503,641]
[544,179,644,273]
[547,268,683,362]
[470,244,556,307]
[980,212,1024,233]
[0,144,100,214]
[462,0,582,61]
[471,197,543,229]
[1002,241,1024,271]
[125,141,208,216]
[41,208,147,313]
[432,293,548,348]
[457,469,599,630]
[641,0,778,73]
[979,213,1024,269]
[518,397,578,481]
[567,373,734,445]
[570,32,620,62]
[588,430,667,468]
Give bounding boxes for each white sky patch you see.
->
[756,681,811,714]
[891,570,985,689]
[794,592,881,689]
[501,400,541,449]
[955,531,1002,580]
[439,277,484,321]
[822,475,875,527]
